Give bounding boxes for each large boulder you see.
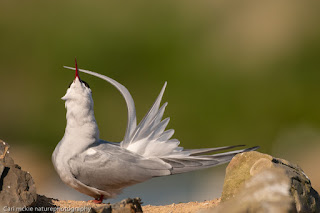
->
[210,151,320,213]
[208,168,297,213]
[0,140,37,208]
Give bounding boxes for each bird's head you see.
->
[62,58,92,102]
[61,59,99,136]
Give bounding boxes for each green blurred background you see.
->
[0,0,320,205]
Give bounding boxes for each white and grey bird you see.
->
[52,59,258,203]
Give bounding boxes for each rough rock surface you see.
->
[50,197,143,213]
[214,151,320,213]
[89,198,143,213]
[0,140,37,208]
[206,168,297,213]
[221,151,272,201]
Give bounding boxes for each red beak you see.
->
[75,58,80,80]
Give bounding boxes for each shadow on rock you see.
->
[31,195,58,213]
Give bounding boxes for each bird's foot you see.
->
[91,195,104,204]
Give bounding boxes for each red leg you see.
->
[92,195,104,204]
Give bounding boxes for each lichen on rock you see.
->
[221,151,273,202]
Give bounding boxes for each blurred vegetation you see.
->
[0,0,320,163]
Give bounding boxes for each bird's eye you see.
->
[81,80,90,89]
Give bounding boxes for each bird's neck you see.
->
[63,98,100,151]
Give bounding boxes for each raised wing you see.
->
[63,66,137,146]
[123,82,183,157]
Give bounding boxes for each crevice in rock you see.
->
[272,158,297,171]
[0,166,10,191]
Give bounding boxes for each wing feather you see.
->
[158,129,175,142]
[111,81,181,157]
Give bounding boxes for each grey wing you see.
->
[68,144,171,195]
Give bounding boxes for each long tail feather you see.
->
[161,146,259,174]
[182,145,245,156]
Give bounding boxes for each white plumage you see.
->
[52,63,258,203]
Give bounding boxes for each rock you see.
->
[111,198,143,213]
[32,194,58,211]
[221,151,272,201]
[0,164,4,177]
[88,198,143,213]
[216,151,320,213]
[0,140,14,165]
[0,140,37,209]
[204,168,297,213]
[89,205,112,213]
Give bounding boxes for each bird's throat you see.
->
[64,98,100,143]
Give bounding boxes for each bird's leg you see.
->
[92,195,104,204]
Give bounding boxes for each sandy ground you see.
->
[37,196,220,213]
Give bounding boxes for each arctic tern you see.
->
[52,59,258,204]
